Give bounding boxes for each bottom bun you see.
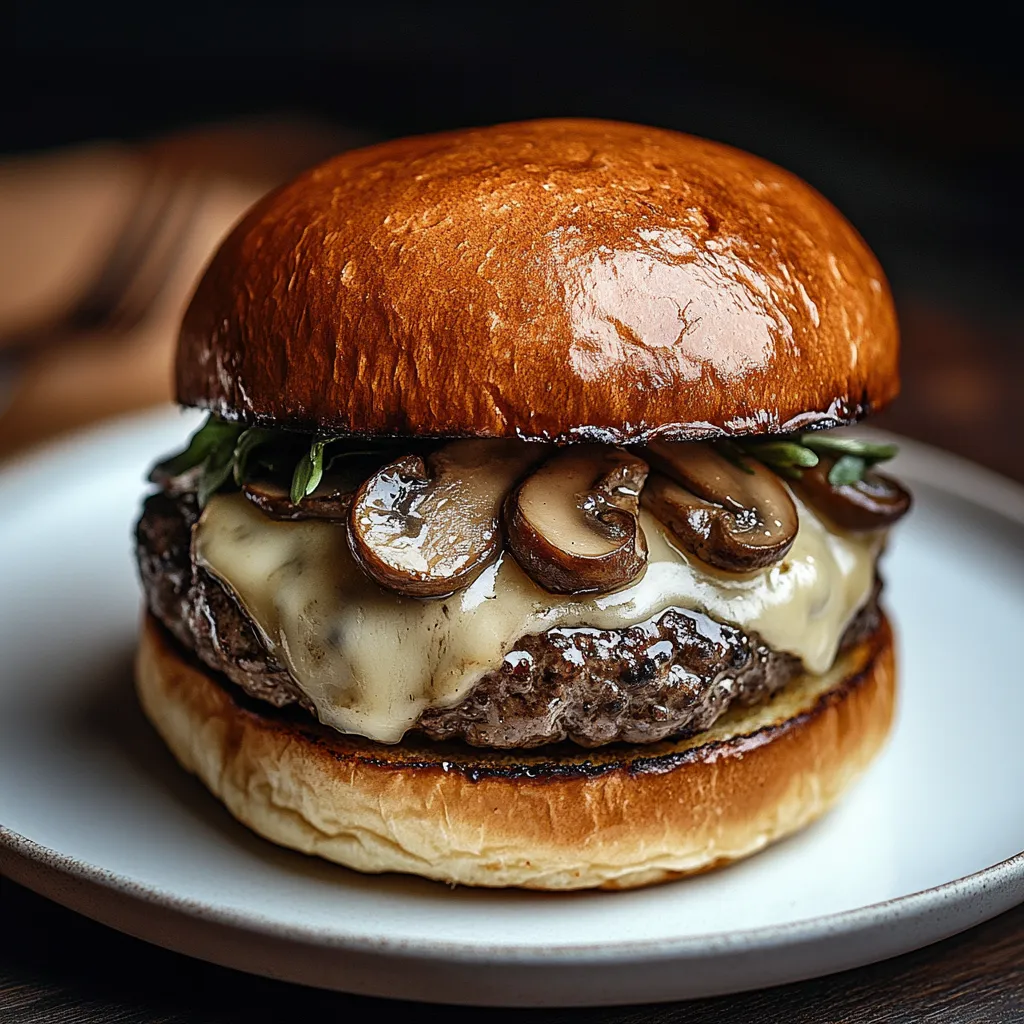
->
[135,612,895,891]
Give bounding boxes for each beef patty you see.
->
[136,490,881,749]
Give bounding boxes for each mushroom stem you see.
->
[640,441,798,572]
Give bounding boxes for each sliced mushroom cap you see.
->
[795,459,911,532]
[348,440,543,598]
[640,441,798,573]
[504,446,649,595]
[243,477,353,521]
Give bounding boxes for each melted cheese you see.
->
[195,493,881,743]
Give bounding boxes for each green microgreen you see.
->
[151,417,408,509]
[149,415,242,482]
[737,439,820,480]
[196,432,239,507]
[149,414,245,507]
[828,454,868,487]
[232,427,279,486]
[735,432,898,486]
[150,416,901,507]
[799,434,899,464]
[290,440,325,504]
[288,436,401,503]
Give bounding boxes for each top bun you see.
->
[177,119,899,443]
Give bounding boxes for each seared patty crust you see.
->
[136,490,881,749]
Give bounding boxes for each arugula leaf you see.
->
[148,415,242,482]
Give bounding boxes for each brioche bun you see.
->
[136,612,895,891]
[177,118,899,444]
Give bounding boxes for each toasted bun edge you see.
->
[135,612,895,890]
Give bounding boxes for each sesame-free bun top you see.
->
[177,119,899,442]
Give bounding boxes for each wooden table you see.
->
[2,144,1023,1024]
[3,877,1024,1021]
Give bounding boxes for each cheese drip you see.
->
[195,493,881,743]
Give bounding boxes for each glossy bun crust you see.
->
[136,613,895,890]
[178,119,899,443]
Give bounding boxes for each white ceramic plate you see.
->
[1,407,1023,1007]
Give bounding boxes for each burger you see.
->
[135,119,911,891]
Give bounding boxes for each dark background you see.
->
[7,1,1021,304]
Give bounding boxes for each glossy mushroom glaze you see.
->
[176,434,911,600]
[142,430,908,746]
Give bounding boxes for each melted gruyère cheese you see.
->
[195,493,882,743]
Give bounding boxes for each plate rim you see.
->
[2,405,1024,968]
[3,822,1024,965]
